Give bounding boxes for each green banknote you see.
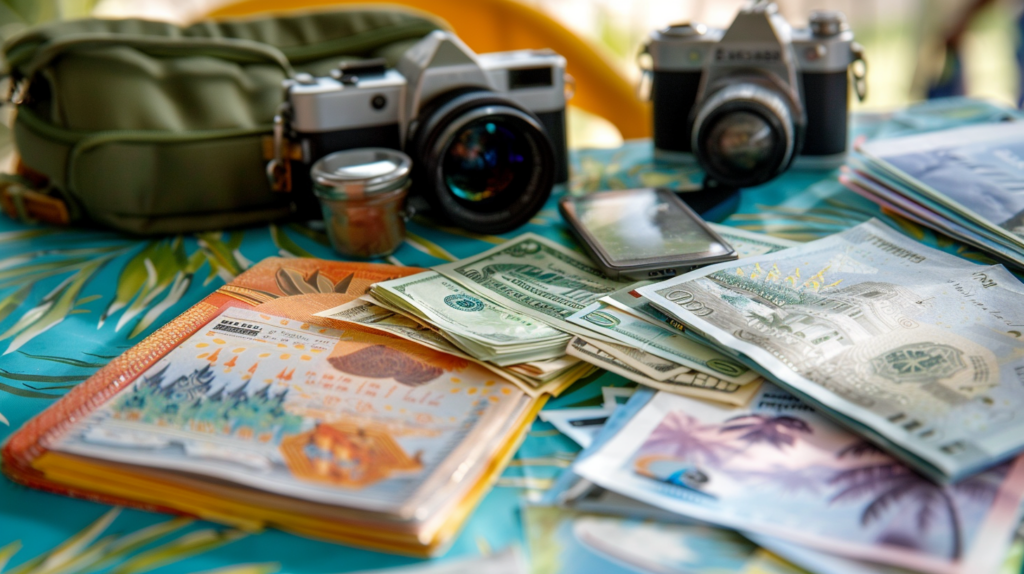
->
[433,233,632,338]
[565,337,760,406]
[589,334,691,382]
[709,223,800,258]
[637,219,1024,482]
[567,302,758,385]
[371,271,569,366]
[314,299,576,397]
[315,298,474,358]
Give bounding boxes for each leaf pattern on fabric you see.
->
[0,507,255,574]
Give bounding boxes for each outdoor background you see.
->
[1,0,1020,147]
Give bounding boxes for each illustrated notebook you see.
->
[2,258,542,556]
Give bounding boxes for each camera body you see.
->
[646,3,864,188]
[282,31,568,233]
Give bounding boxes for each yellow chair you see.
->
[206,0,651,140]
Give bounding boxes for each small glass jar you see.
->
[311,148,411,259]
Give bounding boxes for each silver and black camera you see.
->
[644,1,866,188]
[275,31,568,233]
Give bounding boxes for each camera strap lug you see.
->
[265,103,299,193]
[564,72,577,102]
[851,42,868,102]
[636,45,653,101]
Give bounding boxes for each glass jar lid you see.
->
[311,148,412,199]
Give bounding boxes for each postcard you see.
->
[574,384,1024,574]
[523,506,802,574]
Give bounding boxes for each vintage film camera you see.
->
[270,31,568,233]
[643,1,866,188]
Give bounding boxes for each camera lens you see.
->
[705,111,778,174]
[443,118,531,203]
[409,90,554,233]
[692,83,801,188]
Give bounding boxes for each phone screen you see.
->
[572,189,731,263]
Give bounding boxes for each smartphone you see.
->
[559,188,737,281]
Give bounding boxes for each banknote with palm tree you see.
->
[574,383,1024,574]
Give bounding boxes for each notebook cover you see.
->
[2,258,423,513]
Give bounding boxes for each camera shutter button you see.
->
[809,10,848,37]
[661,22,707,37]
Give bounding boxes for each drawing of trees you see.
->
[641,412,736,467]
[112,365,303,440]
[828,441,1003,559]
[719,414,812,449]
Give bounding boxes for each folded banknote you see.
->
[370,271,570,366]
[565,337,760,407]
[637,219,1024,482]
[433,233,631,341]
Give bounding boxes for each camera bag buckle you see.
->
[636,45,653,101]
[0,173,69,226]
[5,77,30,105]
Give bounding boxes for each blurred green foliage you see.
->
[0,1,86,156]
[0,0,99,40]
[0,0,100,167]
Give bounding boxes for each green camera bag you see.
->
[0,9,443,234]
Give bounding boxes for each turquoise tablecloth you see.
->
[0,115,1005,574]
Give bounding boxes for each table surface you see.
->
[0,106,1010,574]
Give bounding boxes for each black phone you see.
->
[559,188,738,281]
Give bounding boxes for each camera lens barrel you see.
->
[408,90,555,234]
[691,83,800,188]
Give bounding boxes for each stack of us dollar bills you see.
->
[842,114,1024,270]
[314,286,590,397]
[314,233,619,396]
[317,228,779,401]
[559,224,812,407]
[549,218,1024,574]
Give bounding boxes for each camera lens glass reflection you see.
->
[444,118,532,202]
[705,111,778,174]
